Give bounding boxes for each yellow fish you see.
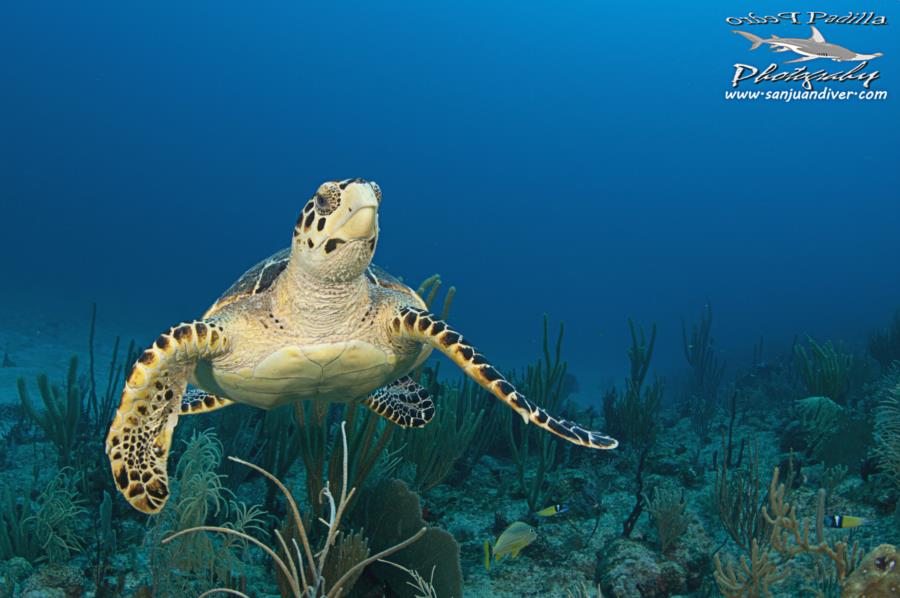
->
[825,515,866,529]
[536,504,568,517]
[484,521,537,570]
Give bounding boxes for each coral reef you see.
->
[599,528,712,597]
[5,295,900,597]
[165,423,430,598]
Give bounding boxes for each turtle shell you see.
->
[203,247,418,318]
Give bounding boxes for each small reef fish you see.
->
[825,515,866,529]
[484,521,537,570]
[536,504,569,517]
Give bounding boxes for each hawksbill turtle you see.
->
[106,179,618,513]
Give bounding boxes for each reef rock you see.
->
[842,544,900,598]
[18,564,84,598]
[598,529,711,598]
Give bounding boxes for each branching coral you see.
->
[17,357,83,466]
[86,303,140,436]
[795,338,854,405]
[645,485,688,553]
[17,308,139,497]
[30,468,88,564]
[316,530,371,597]
[603,319,662,452]
[714,539,786,598]
[255,399,393,518]
[0,468,86,563]
[295,402,394,519]
[213,405,266,492]
[869,309,900,369]
[762,467,862,582]
[714,440,772,553]
[794,395,843,455]
[874,379,900,486]
[389,383,483,491]
[258,404,305,509]
[164,423,427,598]
[412,274,455,382]
[380,560,439,598]
[148,430,267,594]
[603,319,662,538]
[621,447,648,538]
[459,377,504,463]
[682,304,726,400]
[0,478,41,562]
[415,274,455,322]
[714,464,863,597]
[682,305,726,438]
[504,316,567,512]
[91,491,119,596]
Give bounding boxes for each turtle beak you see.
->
[336,183,379,240]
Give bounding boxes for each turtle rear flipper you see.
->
[180,386,234,415]
[364,375,434,428]
[391,307,618,450]
[105,321,231,513]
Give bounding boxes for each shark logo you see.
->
[734,25,883,63]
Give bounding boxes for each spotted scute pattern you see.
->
[180,386,233,415]
[203,248,290,317]
[393,306,618,451]
[105,320,230,513]
[364,375,435,428]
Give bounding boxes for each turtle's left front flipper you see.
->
[392,306,618,450]
[180,386,234,415]
[105,321,231,513]
[364,375,435,428]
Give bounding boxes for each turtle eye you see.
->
[314,184,341,215]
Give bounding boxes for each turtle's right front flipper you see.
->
[105,321,230,513]
[391,306,618,450]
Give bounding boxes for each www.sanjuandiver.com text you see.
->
[725,87,888,102]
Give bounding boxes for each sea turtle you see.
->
[106,179,618,513]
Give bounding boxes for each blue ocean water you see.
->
[2,3,900,597]
[3,2,898,392]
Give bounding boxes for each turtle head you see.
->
[292,178,380,282]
